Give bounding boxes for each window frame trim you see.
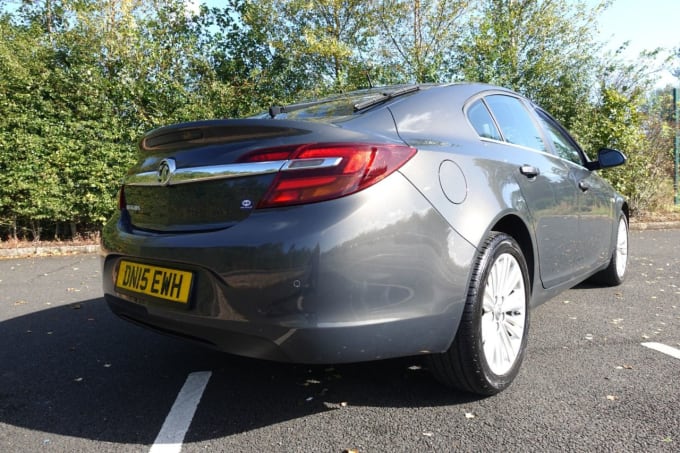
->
[465,91,551,153]
[533,107,592,169]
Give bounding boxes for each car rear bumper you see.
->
[104,292,460,363]
[101,173,476,363]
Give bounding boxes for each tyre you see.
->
[590,214,628,286]
[428,232,530,395]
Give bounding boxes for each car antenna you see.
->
[365,69,374,88]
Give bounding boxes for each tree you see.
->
[573,47,672,215]
[194,0,309,116]
[288,0,379,89]
[457,0,603,126]
[0,13,66,238]
[374,0,469,83]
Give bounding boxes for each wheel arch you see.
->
[621,200,630,222]
[490,214,536,296]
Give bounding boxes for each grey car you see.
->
[101,83,628,395]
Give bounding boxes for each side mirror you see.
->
[586,148,626,170]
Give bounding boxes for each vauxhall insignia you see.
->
[157,158,176,185]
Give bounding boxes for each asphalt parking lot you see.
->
[1,229,679,452]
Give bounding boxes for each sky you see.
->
[587,0,679,86]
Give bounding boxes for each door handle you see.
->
[519,165,540,178]
[578,180,590,192]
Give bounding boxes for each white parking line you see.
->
[642,342,680,360]
[149,371,212,453]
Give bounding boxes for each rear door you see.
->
[477,95,582,288]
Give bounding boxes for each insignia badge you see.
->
[157,158,176,185]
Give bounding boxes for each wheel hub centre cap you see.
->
[493,298,504,321]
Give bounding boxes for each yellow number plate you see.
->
[116,260,193,304]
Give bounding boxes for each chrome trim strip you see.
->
[126,160,287,186]
[281,157,343,171]
[125,156,344,186]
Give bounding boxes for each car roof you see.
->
[260,83,516,122]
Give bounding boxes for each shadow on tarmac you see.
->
[0,297,478,444]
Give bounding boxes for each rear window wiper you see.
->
[268,85,421,118]
[352,85,420,112]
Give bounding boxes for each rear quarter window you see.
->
[467,100,502,140]
[485,95,547,152]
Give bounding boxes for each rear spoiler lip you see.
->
[139,119,314,152]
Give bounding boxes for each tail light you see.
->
[241,143,417,208]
